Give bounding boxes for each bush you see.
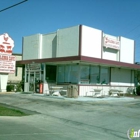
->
[6,84,14,92]
[136,85,140,95]
[16,81,24,92]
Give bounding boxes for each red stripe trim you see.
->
[16,55,140,70]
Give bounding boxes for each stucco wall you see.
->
[22,34,42,60]
[8,54,22,83]
[102,48,118,61]
[42,33,57,58]
[81,25,102,58]
[56,25,79,57]
[120,37,134,64]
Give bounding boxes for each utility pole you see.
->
[0,0,28,13]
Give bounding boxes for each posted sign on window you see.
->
[0,33,16,73]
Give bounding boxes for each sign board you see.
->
[0,33,15,73]
[27,63,41,70]
[0,33,14,55]
[103,36,120,50]
[0,55,16,73]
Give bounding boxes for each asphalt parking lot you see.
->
[0,93,140,140]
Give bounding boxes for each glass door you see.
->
[29,71,41,92]
[29,72,35,92]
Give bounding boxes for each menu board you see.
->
[0,55,16,73]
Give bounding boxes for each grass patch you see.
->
[0,105,28,116]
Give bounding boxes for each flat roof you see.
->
[16,56,140,70]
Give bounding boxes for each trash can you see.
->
[71,85,78,98]
[67,85,72,98]
[67,85,78,98]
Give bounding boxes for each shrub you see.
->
[6,84,14,92]
[16,81,24,92]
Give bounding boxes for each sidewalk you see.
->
[0,92,136,102]
[23,92,135,102]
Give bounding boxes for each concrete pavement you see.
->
[0,93,140,140]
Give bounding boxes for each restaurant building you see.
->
[16,25,140,96]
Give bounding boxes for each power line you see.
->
[0,0,28,13]
[125,24,140,36]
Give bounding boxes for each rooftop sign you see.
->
[103,36,120,50]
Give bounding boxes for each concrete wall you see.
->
[56,25,79,57]
[79,85,134,97]
[120,37,134,64]
[8,54,22,83]
[102,47,118,61]
[0,73,8,92]
[42,33,57,58]
[81,25,102,58]
[23,34,42,60]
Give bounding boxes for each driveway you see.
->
[0,93,139,140]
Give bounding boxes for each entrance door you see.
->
[29,71,41,92]
[29,72,35,92]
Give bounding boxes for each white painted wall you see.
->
[102,47,118,61]
[42,33,57,58]
[0,74,8,92]
[81,25,102,58]
[79,85,134,96]
[8,54,22,83]
[23,34,42,60]
[120,37,134,64]
[79,85,110,96]
[56,26,79,57]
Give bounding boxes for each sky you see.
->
[1,0,140,62]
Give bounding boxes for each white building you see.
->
[16,25,140,96]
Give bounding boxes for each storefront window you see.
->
[56,64,110,85]
[80,65,89,84]
[90,66,100,84]
[64,65,71,83]
[57,65,79,84]
[100,67,109,84]
[70,65,79,83]
[57,65,64,83]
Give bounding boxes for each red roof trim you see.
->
[16,56,80,64]
[80,56,140,69]
[16,55,140,70]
